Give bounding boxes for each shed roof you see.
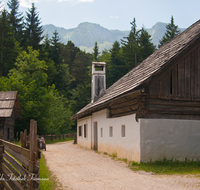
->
[0,91,22,118]
[72,19,200,120]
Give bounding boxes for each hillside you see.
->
[43,22,185,53]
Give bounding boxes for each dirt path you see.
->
[42,141,200,190]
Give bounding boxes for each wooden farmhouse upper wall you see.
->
[149,43,200,100]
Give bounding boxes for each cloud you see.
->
[110,16,119,19]
[19,0,40,8]
[71,0,94,6]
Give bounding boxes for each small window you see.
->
[84,124,87,138]
[109,126,113,137]
[121,125,125,137]
[79,126,82,136]
[95,66,103,71]
[101,128,103,137]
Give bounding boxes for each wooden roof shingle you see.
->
[72,19,200,120]
[0,91,22,118]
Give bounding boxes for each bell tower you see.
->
[91,62,106,103]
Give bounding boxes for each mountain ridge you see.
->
[43,22,185,53]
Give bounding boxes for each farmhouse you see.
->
[0,91,22,141]
[72,20,200,162]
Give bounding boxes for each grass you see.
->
[129,157,200,175]
[40,153,63,190]
[45,137,74,144]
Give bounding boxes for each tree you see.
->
[23,3,43,50]
[93,41,99,61]
[7,0,23,43]
[121,18,141,71]
[107,41,125,87]
[0,47,72,134]
[0,9,18,76]
[139,27,156,61]
[50,30,61,67]
[158,16,180,48]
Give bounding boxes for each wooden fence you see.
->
[41,133,76,142]
[0,119,40,190]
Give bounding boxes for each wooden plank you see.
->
[4,145,29,169]
[110,96,145,109]
[148,98,200,107]
[0,139,30,159]
[192,47,198,98]
[1,163,24,190]
[198,45,200,97]
[3,152,28,177]
[1,169,16,189]
[3,158,21,179]
[148,104,200,112]
[178,59,185,97]
[1,180,12,190]
[184,54,191,98]
[110,106,132,115]
[28,119,36,190]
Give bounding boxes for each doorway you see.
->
[93,122,98,150]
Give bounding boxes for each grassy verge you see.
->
[40,153,62,190]
[129,157,200,175]
[45,137,74,144]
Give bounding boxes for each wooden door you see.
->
[93,122,98,150]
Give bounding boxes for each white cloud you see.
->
[110,16,119,19]
[19,0,40,8]
[71,0,94,6]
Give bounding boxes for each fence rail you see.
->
[41,133,76,142]
[0,119,40,190]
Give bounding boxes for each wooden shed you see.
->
[0,91,22,141]
[72,20,200,162]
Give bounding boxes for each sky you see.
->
[1,0,200,31]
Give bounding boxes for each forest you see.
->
[0,0,180,135]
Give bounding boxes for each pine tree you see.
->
[50,30,61,67]
[93,41,99,61]
[121,18,141,71]
[139,27,156,61]
[158,16,180,48]
[107,41,125,87]
[0,10,17,76]
[23,3,43,50]
[7,0,23,43]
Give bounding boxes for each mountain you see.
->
[43,22,185,53]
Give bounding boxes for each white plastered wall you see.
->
[91,109,141,162]
[140,119,200,162]
[77,116,92,149]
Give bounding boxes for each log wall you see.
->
[147,44,200,119]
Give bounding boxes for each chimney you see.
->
[91,62,106,103]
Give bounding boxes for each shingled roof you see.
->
[72,19,200,120]
[0,91,22,119]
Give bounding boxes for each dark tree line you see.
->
[0,0,180,135]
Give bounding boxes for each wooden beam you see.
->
[4,145,29,169]
[0,139,36,160]
[3,152,28,177]
[1,163,24,190]
[148,99,200,107]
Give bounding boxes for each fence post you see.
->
[0,144,4,189]
[28,119,37,190]
[51,134,53,142]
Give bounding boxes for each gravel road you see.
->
[42,141,200,190]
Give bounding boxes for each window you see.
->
[101,128,103,137]
[121,125,125,137]
[79,126,82,136]
[84,124,87,138]
[109,126,113,137]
